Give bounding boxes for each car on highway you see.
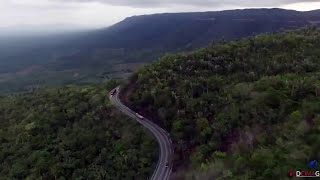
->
[110,89,117,96]
[135,113,144,120]
[165,162,169,168]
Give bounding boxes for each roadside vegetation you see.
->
[123,27,320,179]
[0,81,158,179]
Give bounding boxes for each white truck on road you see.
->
[135,113,144,120]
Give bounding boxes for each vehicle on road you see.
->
[135,113,144,120]
[110,87,173,180]
[165,162,169,168]
[110,89,117,96]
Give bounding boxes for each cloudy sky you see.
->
[1,0,320,29]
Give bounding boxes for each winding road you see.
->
[109,86,173,180]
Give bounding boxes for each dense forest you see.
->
[0,81,158,179]
[122,27,320,179]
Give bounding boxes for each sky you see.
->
[1,0,320,30]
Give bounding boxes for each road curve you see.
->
[109,86,173,180]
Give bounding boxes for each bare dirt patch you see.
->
[113,63,146,72]
[309,21,320,24]
[0,73,11,82]
[16,65,44,76]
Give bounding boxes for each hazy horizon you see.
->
[1,0,320,33]
[1,7,319,38]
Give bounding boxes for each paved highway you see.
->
[109,86,173,180]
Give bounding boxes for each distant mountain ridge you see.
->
[81,8,320,50]
[0,8,320,93]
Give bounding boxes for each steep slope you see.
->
[305,9,320,21]
[93,8,312,49]
[121,27,320,179]
[0,82,158,179]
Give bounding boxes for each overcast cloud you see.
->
[1,0,320,31]
[64,0,320,8]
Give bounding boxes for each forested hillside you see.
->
[1,8,319,94]
[122,27,320,179]
[0,82,158,179]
